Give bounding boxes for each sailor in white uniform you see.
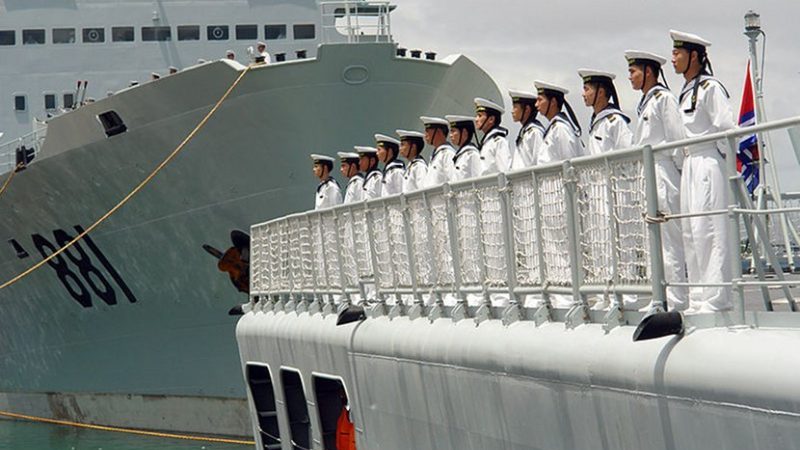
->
[420,116,456,187]
[338,151,364,204]
[578,69,632,155]
[671,30,734,312]
[375,134,405,197]
[356,146,382,200]
[474,97,513,175]
[625,50,689,311]
[254,41,271,64]
[508,89,545,170]
[445,115,482,182]
[534,80,584,165]
[397,130,428,193]
[311,154,342,210]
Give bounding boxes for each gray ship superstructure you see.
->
[0,1,502,437]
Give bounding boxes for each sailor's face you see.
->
[475,111,488,131]
[399,140,411,159]
[672,48,688,73]
[582,83,596,107]
[535,94,549,116]
[339,162,350,177]
[358,155,370,171]
[376,145,388,163]
[257,45,266,53]
[424,127,435,144]
[511,103,523,122]
[628,65,644,90]
[313,163,323,179]
[449,128,461,146]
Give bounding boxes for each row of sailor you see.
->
[309,29,733,314]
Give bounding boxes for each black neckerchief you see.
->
[480,126,508,149]
[679,74,729,113]
[589,105,631,133]
[316,177,339,193]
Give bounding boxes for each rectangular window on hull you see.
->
[97,110,127,137]
[14,95,26,112]
[142,26,171,42]
[281,369,311,450]
[22,29,45,45]
[112,27,134,42]
[235,24,257,40]
[44,94,56,110]
[293,24,315,40]
[52,28,76,44]
[0,30,15,46]
[177,25,200,41]
[313,377,350,450]
[63,93,75,109]
[246,364,282,448]
[207,25,229,41]
[82,28,105,43]
[265,25,286,40]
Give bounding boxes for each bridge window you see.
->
[14,95,26,112]
[112,27,134,42]
[177,25,200,41]
[207,25,229,41]
[293,24,315,40]
[265,25,286,40]
[246,364,282,449]
[82,28,105,43]
[280,368,311,450]
[63,93,75,109]
[44,94,56,110]
[0,30,15,46]
[142,26,171,42]
[22,29,45,45]
[53,28,76,44]
[97,110,127,137]
[313,376,351,450]
[235,24,257,40]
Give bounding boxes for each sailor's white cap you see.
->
[420,116,449,128]
[508,89,537,103]
[226,49,234,54]
[396,129,425,140]
[168,66,178,71]
[534,80,569,95]
[474,97,505,114]
[257,41,266,47]
[578,69,616,83]
[374,133,400,147]
[337,151,360,161]
[354,146,378,155]
[670,29,711,49]
[445,115,476,127]
[310,154,335,163]
[150,72,160,78]
[624,50,667,67]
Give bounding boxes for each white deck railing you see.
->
[0,125,47,175]
[250,116,800,321]
[319,1,394,45]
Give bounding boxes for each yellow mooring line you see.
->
[0,410,255,445]
[0,162,23,198]
[0,64,252,291]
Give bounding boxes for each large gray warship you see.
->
[0,0,501,437]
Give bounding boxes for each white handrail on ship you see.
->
[319,1,394,45]
[249,116,800,321]
[0,126,47,175]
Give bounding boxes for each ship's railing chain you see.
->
[0,65,253,291]
[251,116,800,318]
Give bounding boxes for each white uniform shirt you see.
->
[314,178,342,210]
[343,174,365,204]
[479,127,513,175]
[259,51,271,64]
[381,160,405,197]
[402,157,428,193]
[510,120,545,170]
[586,107,633,155]
[679,76,735,151]
[451,144,482,182]
[424,144,456,187]
[537,114,584,165]
[635,85,686,167]
[362,169,382,200]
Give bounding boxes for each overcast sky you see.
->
[391,0,800,189]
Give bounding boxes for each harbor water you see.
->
[0,419,249,450]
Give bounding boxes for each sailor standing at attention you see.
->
[534,80,584,165]
[356,146,382,200]
[311,154,342,210]
[578,69,632,155]
[508,89,545,170]
[337,151,364,204]
[420,116,456,187]
[625,50,689,310]
[375,134,405,197]
[396,129,428,193]
[474,98,513,175]
[445,115,482,182]
[671,30,734,313]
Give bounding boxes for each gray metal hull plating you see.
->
[0,43,501,436]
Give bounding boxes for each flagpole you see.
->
[744,10,800,272]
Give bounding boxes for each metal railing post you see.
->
[400,195,422,307]
[364,201,385,309]
[471,182,491,308]
[726,134,746,322]
[498,173,518,305]
[562,162,586,309]
[531,170,552,319]
[421,191,443,306]
[331,207,350,307]
[642,145,668,309]
[604,157,622,306]
[444,184,466,313]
